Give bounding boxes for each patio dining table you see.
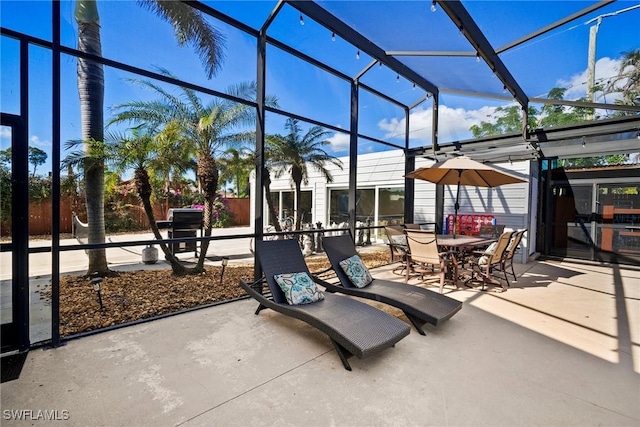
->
[437,235,497,288]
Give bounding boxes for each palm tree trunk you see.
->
[263,169,282,232]
[294,183,303,231]
[76,0,109,276]
[292,170,303,231]
[194,153,219,272]
[134,169,188,275]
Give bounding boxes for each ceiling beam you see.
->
[359,82,409,109]
[354,59,378,81]
[386,50,476,57]
[530,97,640,113]
[185,1,259,37]
[267,35,351,82]
[496,0,615,54]
[287,0,439,95]
[436,0,529,108]
[259,0,285,33]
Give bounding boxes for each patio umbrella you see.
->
[405,156,527,238]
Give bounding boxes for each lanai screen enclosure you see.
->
[1,0,638,352]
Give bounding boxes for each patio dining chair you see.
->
[495,229,527,282]
[403,223,421,230]
[384,226,409,275]
[404,230,453,294]
[467,231,514,291]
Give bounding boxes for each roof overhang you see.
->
[411,115,640,163]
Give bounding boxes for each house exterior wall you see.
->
[250,150,534,264]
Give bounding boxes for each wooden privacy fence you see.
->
[224,198,250,226]
[0,197,250,237]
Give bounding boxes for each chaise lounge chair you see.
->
[318,234,463,336]
[239,238,410,371]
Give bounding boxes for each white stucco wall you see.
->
[250,150,535,264]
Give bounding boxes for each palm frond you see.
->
[108,100,177,127]
[137,0,225,79]
[126,77,189,112]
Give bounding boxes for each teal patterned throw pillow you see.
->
[339,255,373,288]
[274,272,324,305]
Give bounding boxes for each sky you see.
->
[1,0,639,176]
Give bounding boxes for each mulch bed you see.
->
[49,249,392,337]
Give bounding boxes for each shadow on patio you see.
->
[1,259,638,426]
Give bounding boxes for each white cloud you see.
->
[556,56,623,102]
[378,104,500,145]
[337,56,628,150]
[0,132,51,149]
[30,135,51,148]
[374,56,627,145]
[327,132,350,153]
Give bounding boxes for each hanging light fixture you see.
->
[396,74,400,83]
[356,50,360,59]
[299,13,304,25]
[582,136,586,148]
[412,83,416,90]
[503,85,507,93]
[431,1,437,12]
[476,53,481,63]
[331,32,336,42]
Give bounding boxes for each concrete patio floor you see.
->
[1,259,639,426]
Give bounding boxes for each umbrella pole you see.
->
[453,170,462,239]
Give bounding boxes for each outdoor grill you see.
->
[156,208,203,256]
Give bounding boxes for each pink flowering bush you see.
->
[188,196,234,228]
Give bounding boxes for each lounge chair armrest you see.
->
[242,277,267,294]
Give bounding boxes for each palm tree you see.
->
[64,127,191,274]
[154,120,198,200]
[218,147,254,197]
[75,0,224,276]
[268,118,343,230]
[109,77,277,272]
[104,128,193,274]
[244,141,282,233]
[605,49,640,112]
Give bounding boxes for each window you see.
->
[267,190,312,226]
[378,187,404,226]
[329,187,404,226]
